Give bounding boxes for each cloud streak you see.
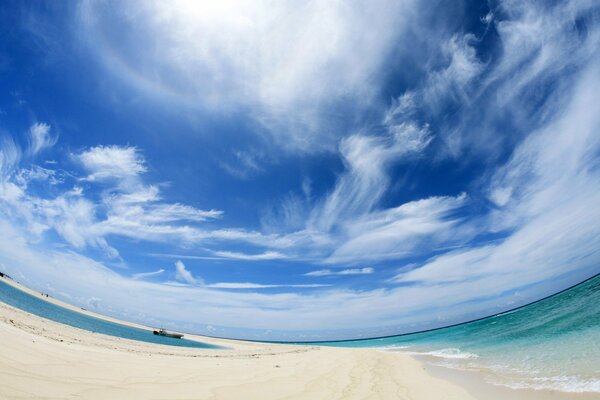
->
[132,269,165,280]
[27,123,57,156]
[174,260,199,285]
[305,267,374,277]
[78,145,146,183]
[207,282,330,290]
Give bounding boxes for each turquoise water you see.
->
[321,274,600,393]
[0,280,220,349]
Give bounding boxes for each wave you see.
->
[497,375,600,393]
[383,346,479,360]
[384,345,600,393]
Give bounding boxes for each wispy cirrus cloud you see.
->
[132,268,165,280]
[212,250,286,261]
[206,282,330,290]
[0,142,230,258]
[27,122,57,156]
[77,145,146,183]
[304,267,374,277]
[325,194,468,264]
[310,123,433,233]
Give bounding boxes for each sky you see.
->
[0,0,599,341]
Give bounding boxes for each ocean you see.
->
[317,274,600,393]
[0,279,220,349]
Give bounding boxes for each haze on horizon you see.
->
[0,0,599,341]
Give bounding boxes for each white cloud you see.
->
[106,198,222,226]
[78,0,421,152]
[207,282,329,289]
[37,189,107,251]
[0,219,593,340]
[305,267,374,277]
[219,150,264,180]
[0,144,230,258]
[310,123,432,233]
[148,203,222,222]
[174,260,200,285]
[16,165,64,186]
[450,0,598,160]
[27,123,57,155]
[0,135,21,179]
[0,181,120,257]
[212,250,285,261]
[383,34,487,159]
[394,59,600,298]
[327,194,468,263]
[488,186,512,207]
[384,33,484,116]
[4,144,231,255]
[8,139,338,263]
[256,121,460,264]
[132,269,165,280]
[78,145,146,182]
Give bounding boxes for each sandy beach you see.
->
[0,278,591,400]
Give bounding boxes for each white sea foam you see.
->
[379,345,410,351]
[382,346,479,360]
[497,375,600,393]
[380,343,600,394]
[422,348,479,359]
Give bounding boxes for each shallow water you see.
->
[320,274,600,393]
[0,280,220,349]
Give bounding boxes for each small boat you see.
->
[153,328,184,339]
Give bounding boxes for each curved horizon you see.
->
[2,270,598,344]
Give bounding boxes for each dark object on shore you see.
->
[152,328,184,339]
[0,272,12,280]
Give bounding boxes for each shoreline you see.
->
[0,276,243,348]
[0,276,593,399]
[419,356,598,400]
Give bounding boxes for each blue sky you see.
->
[0,0,599,341]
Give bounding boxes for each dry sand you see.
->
[0,278,589,399]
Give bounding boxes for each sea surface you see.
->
[321,274,600,394]
[0,279,220,349]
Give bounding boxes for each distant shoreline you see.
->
[0,275,236,347]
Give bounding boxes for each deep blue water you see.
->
[318,274,600,393]
[0,280,220,349]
